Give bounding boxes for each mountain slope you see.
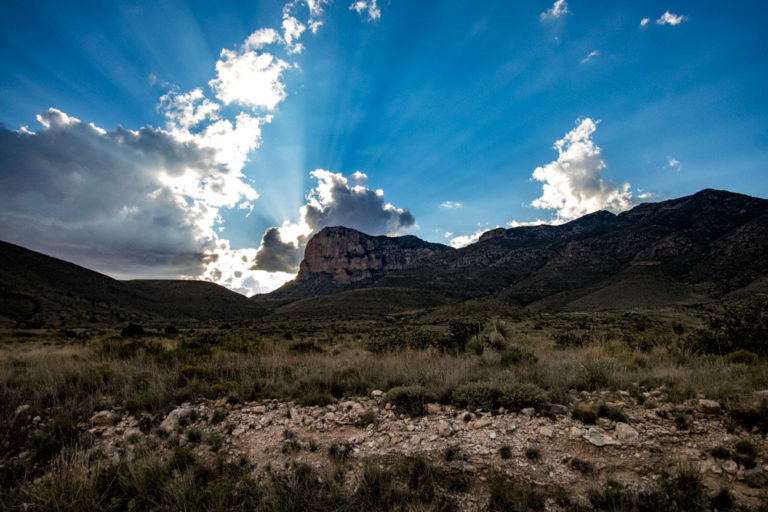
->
[0,241,265,327]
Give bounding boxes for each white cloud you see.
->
[666,156,681,171]
[349,0,381,21]
[159,88,220,130]
[349,170,368,182]
[448,229,486,248]
[282,15,306,53]
[656,11,687,26]
[244,28,280,50]
[540,0,569,20]
[209,47,290,110]
[530,118,633,222]
[580,50,600,64]
[440,201,463,209]
[639,17,650,27]
[252,170,415,272]
[444,231,453,238]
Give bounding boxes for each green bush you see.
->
[451,382,501,411]
[499,383,548,412]
[387,386,429,416]
[683,296,768,355]
[179,364,208,379]
[572,405,598,425]
[499,346,536,367]
[724,349,758,365]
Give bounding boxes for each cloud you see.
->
[530,118,633,222]
[0,109,253,278]
[159,88,220,130]
[639,17,650,27]
[252,227,307,272]
[244,28,280,50]
[200,239,295,295]
[666,156,681,171]
[540,0,568,20]
[282,15,306,53]
[349,170,368,183]
[580,50,600,64]
[440,201,463,209]
[349,0,381,21]
[448,229,485,249]
[209,46,290,110]
[252,170,415,272]
[656,11,687,26]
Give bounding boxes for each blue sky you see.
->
[1,0,767,294]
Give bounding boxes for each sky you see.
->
[1,0,767,295]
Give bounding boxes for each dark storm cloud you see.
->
[251,227,305,273]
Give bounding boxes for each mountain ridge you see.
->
[260,189,768,312]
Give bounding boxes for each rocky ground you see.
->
[12,388,768,510]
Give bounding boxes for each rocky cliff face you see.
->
[296,226,452,286]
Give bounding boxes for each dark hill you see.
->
[0,240,265,327]
[260,189,768,313]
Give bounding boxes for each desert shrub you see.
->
[524,447,540,460]
[730,399,768,433]
[120,324,146,337]
[499,346,536,367]
[554,332,590,348]
[683,296,768,355]
[499,383,548,412]
[288,340,323,354]
[329,366,367,398]
[572,405,598,424]
[588,481,635,511]
[356,409,377,427]
[499,445,512,460]
[580,358,618,390]
[449,320,482,352]
[466,336,485,356]
[724,349,758,365]
[179,364,208,380]
[444,445,463,462]
[169,446,196,471]
[710,446,731,460]
[299,390,335,407]
[263,463,344,511]
[451,382,501,411]
[96,363,113,380]
[211,380,237,395]
[328,441,352,462]
[569,457,594,474]
[597,404,628,423]
[387,386,429,416]
[711,488,735,511]
[735,439,758,457]
[487,473,543,512]
[407,329,443,350]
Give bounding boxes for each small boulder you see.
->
[583,427,618,447]
[698,399,721,414]
[436,420,453,437]
[614,422,639,442]
[158,407,196,435]
[90,410,118,427]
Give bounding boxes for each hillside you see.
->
[0,240,265,327]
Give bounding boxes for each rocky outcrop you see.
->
[266,227,452,298]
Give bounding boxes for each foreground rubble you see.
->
[12,388,768,510]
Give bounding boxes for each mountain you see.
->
[264,226,453,299]
[260,189,768,313]
[0,240,266,327]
